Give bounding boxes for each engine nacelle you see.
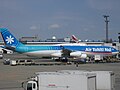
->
[70,51,82,57]
[80,54,87,58]
[51,52,62,57]
[70,51,87,58]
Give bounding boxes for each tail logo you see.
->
[5,35,14,44]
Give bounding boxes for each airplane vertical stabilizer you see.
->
[0,28,24,48]
[71,35,79,43]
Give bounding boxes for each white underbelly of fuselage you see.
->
[23,50,61,57]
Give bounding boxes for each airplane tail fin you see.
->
[71,35,79,43]
[0,28,24,48]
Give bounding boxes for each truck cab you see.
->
[26,81,37,90]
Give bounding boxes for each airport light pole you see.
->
[118,33,120,43]
[103,15,109,43]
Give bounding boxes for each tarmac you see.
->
[0,53,120,90]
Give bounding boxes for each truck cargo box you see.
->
[25,70,115,90]
[92,71,115,90]
[26,71,96,90]
[59,70,115,90]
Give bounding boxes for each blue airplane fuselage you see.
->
[0,28,119,58]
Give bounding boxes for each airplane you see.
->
[71,35,80,43]
[0,28,119,60]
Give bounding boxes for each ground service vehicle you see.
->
[10,60,17,66]
[25,71,96,90]
[24,70,115,90]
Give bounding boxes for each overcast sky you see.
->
[0,0,120,41]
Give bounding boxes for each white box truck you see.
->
[25,71,96,90]
[59,70,115,90]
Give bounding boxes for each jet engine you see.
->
[70,51,87,58]
[51,52,62,57]
[80,54,87,58]
[70,51,82,57]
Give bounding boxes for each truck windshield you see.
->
[27,83,32,90]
